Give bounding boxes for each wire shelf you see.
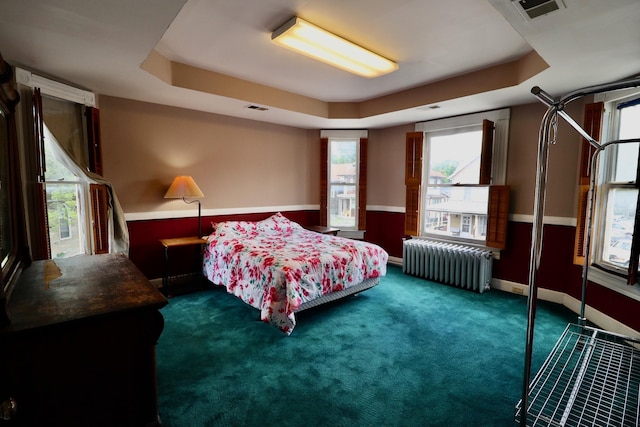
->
[516,323,640,426]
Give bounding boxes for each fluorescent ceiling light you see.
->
[271,17,398,78]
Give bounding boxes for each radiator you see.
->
[402,240,493,293]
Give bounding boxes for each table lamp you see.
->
[164,175,204,238]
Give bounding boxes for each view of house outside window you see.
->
[40,93,91,259]
[44,133,84,259]
[329,139,358,229]
[422,126,488,241]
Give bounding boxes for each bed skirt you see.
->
[295,277,380,312]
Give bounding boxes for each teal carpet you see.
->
[156,265,575,426]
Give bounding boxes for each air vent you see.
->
[245,105,269,111]
[512,0,566,20]
[416,105,441,111]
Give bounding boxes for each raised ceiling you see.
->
[0,0,639,129]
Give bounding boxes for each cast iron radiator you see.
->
[402,239,493,293]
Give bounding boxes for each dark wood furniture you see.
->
[0,254,167,426]
[304,225,340,236]
[159,236,207,296]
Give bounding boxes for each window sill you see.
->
[337,230,365,240]
[588,266,640,302]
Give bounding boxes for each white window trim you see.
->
[322,130,367,237]
[587,89,640,301]
[15,67,96,107]
[413,109,510,247]
[588,266,640,302]
[415,108,510,185]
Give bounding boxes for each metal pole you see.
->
[520,105,556,427]
[520,75,640,426]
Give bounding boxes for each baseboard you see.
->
[492,278,640,338]
[388,256,402,267]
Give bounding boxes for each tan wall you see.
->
[99,96,318,214]
[367,102,585,219]
[100,95,584,221]
[507,100,584,218]
[368,125,412,208]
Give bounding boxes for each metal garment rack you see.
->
[518,75,640,427]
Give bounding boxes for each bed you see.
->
[202,213,388,334]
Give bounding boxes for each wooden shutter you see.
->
[479,119,494,185]
[86,106,103,176]
[33,88,46,181]
[405,132,422,185]
[573,185,590,265]
[578,102,604,184]
[404,184,421,236]
[573,102,603,265]
[32,88,51,260]
[358,138,367,230]
[319,137,328,226]
[486,185,510,250]
[405,132,423,236]
[86,108,110,254]
[91,184,109,254]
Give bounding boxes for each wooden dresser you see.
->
[0,254,168,426]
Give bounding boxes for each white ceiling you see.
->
[0,0,639,129]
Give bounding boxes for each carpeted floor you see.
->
[156,265,575,426]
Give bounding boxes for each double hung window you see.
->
[328,139,359,229]
[422,125,488,241]
[41,95,87,258]
[406,109,510,249]
[18,68,119,259]
[320,130,367,236]
[593,95,640,284]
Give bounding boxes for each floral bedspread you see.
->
[203,213,388,334]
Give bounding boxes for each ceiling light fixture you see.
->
[271,16,398,78]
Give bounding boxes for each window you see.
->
[407,109,510,248]
[422,125,488,242]
[593,95,640,282]
[320,130,367,237]
[41,95,89,258]
[329,139,358,229]
[17,67,123,258]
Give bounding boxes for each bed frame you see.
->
[295,277,380,312]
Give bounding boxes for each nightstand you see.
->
[159,236,207,296]
[305,225,340,236]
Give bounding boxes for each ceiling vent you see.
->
[512,0,566,20]
[245,105,268,111]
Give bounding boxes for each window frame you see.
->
[328,138,360,230]
[17,67,110,258]
[587,91,640,297]
[415,108,510,186]
[413,108,510,248]
[320,129,367,239]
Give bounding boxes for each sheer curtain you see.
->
[43,123,129,255]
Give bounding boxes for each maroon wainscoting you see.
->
[365,210,405,259]
[127,210,640,331]
[494,220,640,331]
[585,284,640,332]
[127,210,318,280]
[495,221,583,295]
